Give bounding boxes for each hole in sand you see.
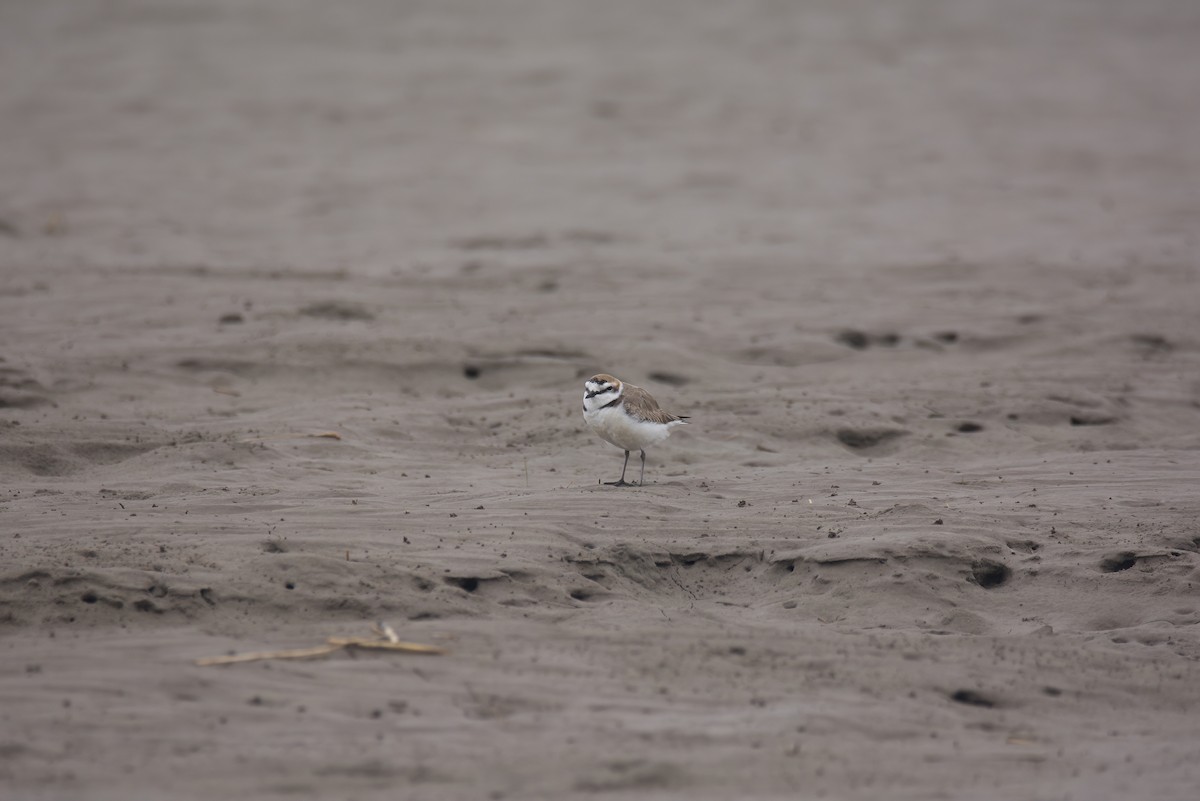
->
[1100,552,1137,573]
[950,689,995,708]
[299,301,374,321]
[648,371,689,386]
[971,561,1011,589]
[835,329,870,350]
[835,427,908,450]
[1070,414,1116,426]
[463,365,481,379]
[446,576,479,592]
[875,332,900,347]
[80,591,98,604]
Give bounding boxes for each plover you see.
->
[582,373,688,486]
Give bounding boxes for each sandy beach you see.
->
[2,1,1200,798]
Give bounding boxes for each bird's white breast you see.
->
[584,404,679,452]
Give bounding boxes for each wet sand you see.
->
[2,1,1200,799]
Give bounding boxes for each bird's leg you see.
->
[638,449,646,486]
[604,450,631,487]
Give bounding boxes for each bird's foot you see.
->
[603,479,638,487]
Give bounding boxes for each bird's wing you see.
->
[621,384,685,425]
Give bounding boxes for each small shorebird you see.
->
[582,373,688,487]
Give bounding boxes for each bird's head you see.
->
[583,374,622,410]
